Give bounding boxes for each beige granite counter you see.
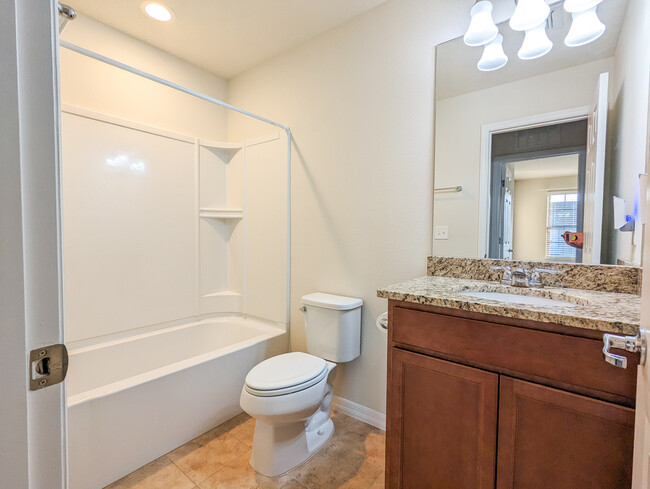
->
[377,275,640,335]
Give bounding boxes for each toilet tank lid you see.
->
[302,293,363,311]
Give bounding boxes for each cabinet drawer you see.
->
[391,305,637,403]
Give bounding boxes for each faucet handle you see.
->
[491,265,512,284]
[530,267,558,287]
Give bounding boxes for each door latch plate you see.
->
[29,344,68,391]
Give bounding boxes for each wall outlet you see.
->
[434,226,449,240]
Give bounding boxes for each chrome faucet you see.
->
[491,266,558,288]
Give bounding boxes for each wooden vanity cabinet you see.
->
[386,300,637,489]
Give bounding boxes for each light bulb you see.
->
[464,1,499,47]
[510,0,551,32]
[478,34,509,71]
[563,0,603,13]
[518,21,553,60]
[142,2,174,22]
[565,7,606,46]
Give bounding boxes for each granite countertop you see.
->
[377,275,641,335]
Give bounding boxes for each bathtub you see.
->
[66,316,288,489]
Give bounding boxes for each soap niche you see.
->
[198,141,244,314]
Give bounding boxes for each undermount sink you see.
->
[459,290,574,307]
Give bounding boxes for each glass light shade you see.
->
[518,21,553,60]
[564,7,606,46]
[143,2,173,22]
[563,0,603,13]
[464,1,499,47]
[478,34,509,71]
[509,0,551,31]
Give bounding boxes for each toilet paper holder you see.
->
[376,312,388,332]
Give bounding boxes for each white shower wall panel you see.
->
[245,134,289,323]
[62,111,198,342]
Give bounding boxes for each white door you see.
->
[631,85,650,489]
[502,165,515,259]
[0,1,67,488]
[582,72,609,264]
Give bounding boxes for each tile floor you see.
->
[105,410,386,489]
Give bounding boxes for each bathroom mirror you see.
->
[432,0,647,266]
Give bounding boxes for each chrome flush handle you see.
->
[602,333,646,369]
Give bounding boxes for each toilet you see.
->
[240,292,363,476]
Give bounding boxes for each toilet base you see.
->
[250,417,334,477]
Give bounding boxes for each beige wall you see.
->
[606,0,650,266]
[433,57,613,259]
[513,175,578,262]
[226,0,502,414]
[60,14,228,140]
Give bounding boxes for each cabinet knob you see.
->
[602,333,646,368]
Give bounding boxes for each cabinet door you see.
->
[387,348,498,489]
[497,377,635,489]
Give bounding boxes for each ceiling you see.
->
[513,154,579,180]
[68,0,388,79]
[436,0,628,99]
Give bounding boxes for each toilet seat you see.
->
[244,352,328,397]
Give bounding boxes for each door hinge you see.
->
[29,344,68,391]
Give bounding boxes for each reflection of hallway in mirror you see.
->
[511,156,580,263]
[489,120,587,263]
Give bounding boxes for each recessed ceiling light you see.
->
[142,2,174,22]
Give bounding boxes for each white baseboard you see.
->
[332,396,386,431]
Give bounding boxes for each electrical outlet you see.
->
[434,226,449,240]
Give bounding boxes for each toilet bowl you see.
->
[240,352,337,476]
[240,292,363,477]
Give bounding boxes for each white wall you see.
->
[513,175,578,261]
[226,0,498,415]
[607,0,650,266]
[433,57,613,259]
[60,14,228,141]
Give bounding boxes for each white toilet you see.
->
[240,292,363,476]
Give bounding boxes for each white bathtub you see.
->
[66,316,288,489]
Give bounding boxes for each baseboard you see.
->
[332,396,386,431]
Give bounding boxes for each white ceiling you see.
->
[513,154,579,180]
[436,0,628,99]
[68,0,388,79]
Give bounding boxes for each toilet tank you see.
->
[302,292,363,363]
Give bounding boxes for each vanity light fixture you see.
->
[478,34,509,71]
[518,20,554,59]
[464,1,499,47]
[509,0,551,31]
[564,0,606,46]
[142,2,174,22]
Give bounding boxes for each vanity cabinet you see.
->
[386,300,637,489]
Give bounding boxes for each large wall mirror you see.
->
[432,0,649,266]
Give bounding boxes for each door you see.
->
[387,349,498,489]
[0,2,67,488]
[502,164,515,259]
[497,377,634,489]
[631,81,650,488]
[582,72,609,264]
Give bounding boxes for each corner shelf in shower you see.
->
[200,290,243,314]
[198,139,244,163]
[199,208,243,219]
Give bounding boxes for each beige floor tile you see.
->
[329,412,385,470]
[293,441,383,489]
[368,473,384,489]
[168,433,249,484]
[104,455,195,489]
[228,416,256,448]
[198,454,297,489]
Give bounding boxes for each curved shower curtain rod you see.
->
[58,40,291,133]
